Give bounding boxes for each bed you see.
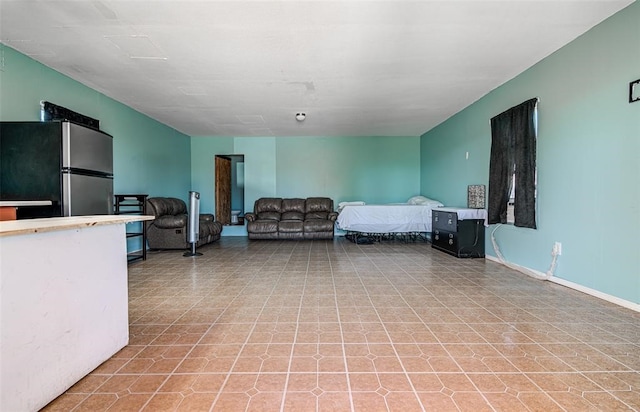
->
[336,196,444,241]
[336,204,439,233]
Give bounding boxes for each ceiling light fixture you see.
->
[295,112,306,122]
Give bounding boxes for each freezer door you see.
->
[0,122,62,204]
[61,122,113,175]
[62,173,114,216]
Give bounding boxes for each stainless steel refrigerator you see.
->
[0,121,114,218]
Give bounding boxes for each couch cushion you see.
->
[282,211,304,221]
[305,197,333,213]
[257,211,281,221]
[254,198,282,213]
[248,220,279,233]
[200,220,223,236]
[304,219,334,232]
[305,211,329,220]
[282,198,306,213]
[154,214,188,229]
[279,220,304,233]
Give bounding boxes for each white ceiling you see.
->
[0,0,633,137]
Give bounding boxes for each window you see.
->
[488,98,538,229]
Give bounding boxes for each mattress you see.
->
[336,204,440,233]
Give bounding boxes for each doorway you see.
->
[215,155,244,225]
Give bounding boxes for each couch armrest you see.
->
[328,212,338,222]
[245,212,257,222]
[199,213,215,222]
[153,214,188,229]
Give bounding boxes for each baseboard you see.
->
[547,277,640,313]
[485,255,640,313]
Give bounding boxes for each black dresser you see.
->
[432,208,486,258]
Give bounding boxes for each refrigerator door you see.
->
[62,173,114,216]
[61,122,113,175]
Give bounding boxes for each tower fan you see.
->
[183,191,203,257]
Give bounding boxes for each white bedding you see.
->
[336,204,440,233]
[436,207,489,226]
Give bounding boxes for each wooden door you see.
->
[215,156,231,225]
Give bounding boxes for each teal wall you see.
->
[0,45,192,199]
[420,2,640,304]
[191,135,421,235]
[275,136,420,203]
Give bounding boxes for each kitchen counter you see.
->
[0,214,153,411]
[0,214,153,236]
[0,200,53,206]
[0,200,53,221]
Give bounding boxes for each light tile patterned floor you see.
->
[43,237,640,411]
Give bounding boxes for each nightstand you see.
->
[432,207,486,258]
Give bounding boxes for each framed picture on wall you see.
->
[467,185,486,209]
[630,79,640,103]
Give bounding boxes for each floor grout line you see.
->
[42,237,640,412]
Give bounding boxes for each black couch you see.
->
[244,197,337,240]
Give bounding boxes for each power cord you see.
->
[490,223,559,281]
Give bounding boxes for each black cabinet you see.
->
[432,208,485,258]
[114,194,148,262]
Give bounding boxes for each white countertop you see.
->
[0,200,53,207]
[0,215,154,237]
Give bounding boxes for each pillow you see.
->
[337,201,365,213]
[407,195,443,206]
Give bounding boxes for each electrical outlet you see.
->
[554,242,562,255]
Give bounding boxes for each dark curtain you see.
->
[488,98,537,229]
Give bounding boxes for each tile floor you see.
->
[43,237,639,411]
